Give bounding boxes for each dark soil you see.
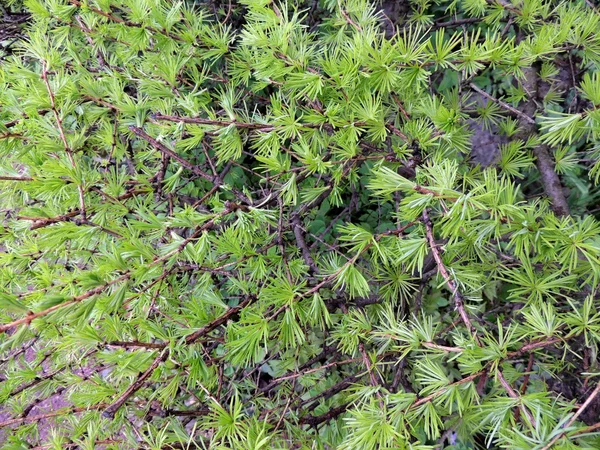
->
[0,6,29,59]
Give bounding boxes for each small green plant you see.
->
[1,0,600,448]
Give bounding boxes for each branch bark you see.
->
[291,212,319,274]
[497,369,536,426]
[102,348,170,419]
[517,65,570,216]
[129,126,251,205]
[102,295,255,418]
[540,381,600,450]
[129,126,215,182]
[422,209,479,342]
[1,207,231,334]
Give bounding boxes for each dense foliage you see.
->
[2,0,600,448]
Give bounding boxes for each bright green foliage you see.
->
[1,0,600,449]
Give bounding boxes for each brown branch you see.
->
[1,207,232,334]
[391,94,411,120]
[532,144,570,216]
[386,123,409,140]
[497,369,536,426]
[422,210,538,425]
[469,83,536,125]
[291,212,318,274]
[41,65,72,157]
[340,9,362,32]
[571,420,600,438]
[41,63,87,221]
[9,368,64,397]
[2,110,50,129]
[105,341,166,349]
[20,211,78,229]
[299,403,350,426]
[103,294,255,418]
[0,405,104,428]
[0,273,130,334]
[81,219,122,238]
[3,119,20,129]
[422,342,464,353]
[422,209,479,342]
[434,17,481,28]
[540,381,600,450]
[508,337,563,357]
[25,187,149,230]
[68,0,196,47]
[129,126,253,206]
[359,342,381,392]
[520,352,535,395]
[153,114,275,130]
[292,358,484,427]
[0,338,38,365]
[102,348,170,419]
[411,371,483,408]
[183,295,255,345]
[129,126,215,182]
[0,175,34,181]
[74,15,107,68]
[295,375,359,410]
[153,114,333,134]
[268,220,416,322]
[585,0,599,12]
[0,132,24,139]
[259,358,359,394]
[414,336,564,358]
[517,66,570,216]
[487,0,522,14]
[192,162,232,207]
